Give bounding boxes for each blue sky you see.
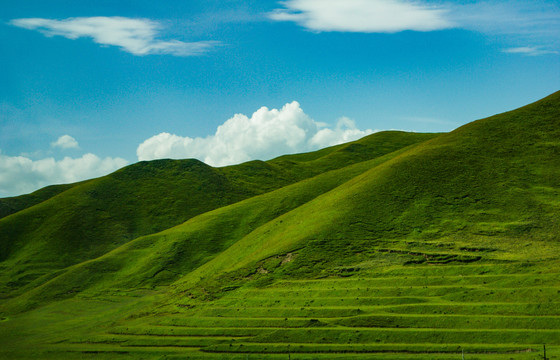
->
[1,0,559,197]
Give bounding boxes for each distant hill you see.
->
[0,183,76,219]
[0,91,559,359]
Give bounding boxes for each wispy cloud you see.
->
[449,1,560,55]
[9,16,218,56]
[269,0,453,33]
[450,1,560,38]
[269,0,560,54]
[51,135,79,149]
[502,46,558,56]
[137,101,374,166]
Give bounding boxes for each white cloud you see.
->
[0,152,128,197]
[137,101,374,166]
[269,0,454,33]
[51,134,79,149]
[9,16,218,56]
[310,117,374,147]
[449,1,560,52]
[450,1,559,36]
[502,46,558,56]
[269,0,560,53]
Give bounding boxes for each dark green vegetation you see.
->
[1,91,559,359]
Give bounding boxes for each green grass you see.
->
[0,131,434,300]
[6,260,557,359]
[1,91,560,359]
[0,183,77,219]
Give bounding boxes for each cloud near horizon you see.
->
[51,134,79,149]
[0,152,128,197]
[502,46,559,56]
[10,16,218,56]
[137,101,375,166]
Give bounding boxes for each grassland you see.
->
[0,91,559,359]
[0,131,434,299]
[2,254,558,359]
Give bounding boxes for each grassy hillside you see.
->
[0,131,434,300]
[0,91,559,359]
[168,90,560,291]
[0,183,77,219]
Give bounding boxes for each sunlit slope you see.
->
[0,131,435,304]
[0,142,422,313]
[8,90,559,309]
[172,90,560,289]
[0,92,559,359]
[117,90,558,359]
[11,90,557,360]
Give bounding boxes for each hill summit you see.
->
[1,91,559,359]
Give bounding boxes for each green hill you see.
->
[0,131,434,300]
[0,183,77,220]
[0,91,559,359]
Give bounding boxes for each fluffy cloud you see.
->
[0,152,128,197]
[310,117,373,147]
[137,101,374,166]
[269,0,453,33]
[51,134,79,149]
[9,17,217,56]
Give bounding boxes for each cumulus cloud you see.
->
[310,117,373,147]
[269,0,454,33]
[0,152,128,197]
[9,16,218,56]
[137,101,374,166]
[51,134,79,149]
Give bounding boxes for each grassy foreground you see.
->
[2,256,558,359]
[1,91,559,359]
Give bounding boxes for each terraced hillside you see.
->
[6,256,558,359]
[0,91,559,359]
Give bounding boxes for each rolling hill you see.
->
[0,91,559,359]
[0,131,435,300]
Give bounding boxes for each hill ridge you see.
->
[0,130,436,301]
